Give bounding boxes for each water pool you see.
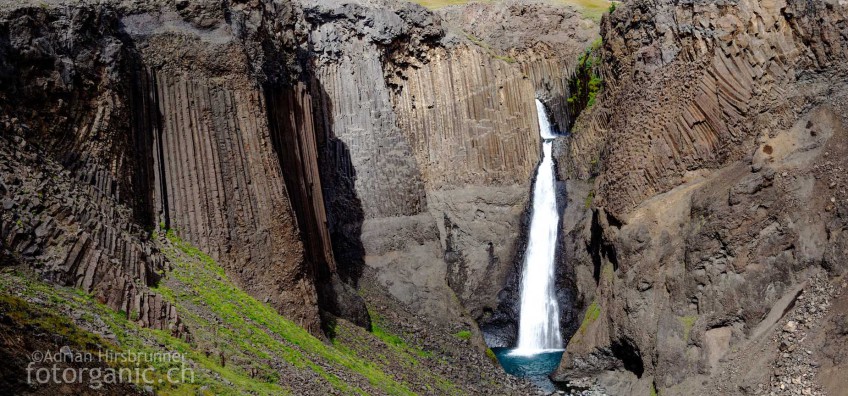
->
[492,348,565,392]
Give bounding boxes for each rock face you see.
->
[554,0,848,394]
[0,134,188,338]
[0,6,188,337]
[0,0,598,347]
[0,1,339,334]
[8,1,848,394]
[301,0,597,336]
[436,0,597,131]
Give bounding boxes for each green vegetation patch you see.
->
[0,293,107,353]
[585,190,595,208]
[1,230,472,396]
[576,300,602,336]
[453,330,472,341]
[410,0,615,22]
[0,272,232,395]
[485,348,498,364]
[369,311,408,349]
[678,315,698,341]
[160,229,415,396]
[333,308,458,395]
[567,37,604,114]
[552,0,614,21]
[1,230,428,396]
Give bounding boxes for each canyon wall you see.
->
[0,1,334,333]
[302,0,597,335]
[0,5,187,336]
[555,0,848,394]
[8,1,848,394]
[0,0,598,347]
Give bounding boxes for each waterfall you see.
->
[535,99,558,140]
[513,100,562,355]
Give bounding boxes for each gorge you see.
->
[2,0,848,395]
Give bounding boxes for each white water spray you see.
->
[535,99,558,140]
[512,100,562,355]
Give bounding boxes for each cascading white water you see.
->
[535,99,558,140]
[512,99,562,356]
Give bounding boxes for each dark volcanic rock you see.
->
[554,0,848,394]
[0,0,600,355]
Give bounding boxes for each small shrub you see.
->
[485,348,498,364]
[585,190,595,209]
[678,316,698,341]
[567,39,604,118]
[453,330,472,341]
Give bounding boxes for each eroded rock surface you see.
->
[301,0,597,335]
[0,0,600,354]
[555,0,848,394]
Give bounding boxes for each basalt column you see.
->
[265,81,369,329]
[0,5,191,336]
[149,73,321,333]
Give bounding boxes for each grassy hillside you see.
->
[411,0,614,21]
[412,0,487,8]
[552,0,613,21]
[0,230,470,395]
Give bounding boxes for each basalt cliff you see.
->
[2,0,848,395]
[0,0,593,394]
[554,1,848,395]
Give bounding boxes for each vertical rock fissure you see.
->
[264,83,334,274]
[265,80,370,330]
[147,70,170,230]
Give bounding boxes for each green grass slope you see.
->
[0,230,468,395]
[410,0,614,22]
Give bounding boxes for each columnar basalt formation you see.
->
[148,74,323,331]
[555,1,848,394]
[567,0,848,216]
[0,1,329,334]
[267,83,335,274]
[0,5,188,337]
[436,0,597,130]
[1,0,599,358]
[8,0,848,394]
[392,46,541,187]
[300,0,597,327]
[0,135,187,338]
